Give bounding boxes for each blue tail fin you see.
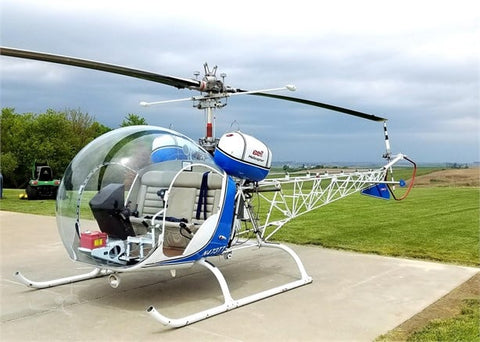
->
[361,183,390,200]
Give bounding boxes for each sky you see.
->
[1,0,478,164]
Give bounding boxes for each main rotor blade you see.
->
[0,47,200,90]
[250,92,387,122]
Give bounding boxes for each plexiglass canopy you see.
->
[56,125,219,263]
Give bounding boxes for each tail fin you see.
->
[361,183,390,200]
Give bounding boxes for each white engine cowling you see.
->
[214,131,272,182]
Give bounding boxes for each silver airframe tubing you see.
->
[14,268,109,289]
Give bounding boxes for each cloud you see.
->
[1,0,478,163]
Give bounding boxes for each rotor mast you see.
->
[198,104,219,154]
[194,63,227,154]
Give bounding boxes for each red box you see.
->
[80,231,107,249]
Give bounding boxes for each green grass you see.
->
[2,186,478,266]
[0,189,98,220]
[408,299,480,342]
[0,188,57,216]
[1,184,479,340]
[274,187,479,266]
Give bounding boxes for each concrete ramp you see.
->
[1,211,478,341]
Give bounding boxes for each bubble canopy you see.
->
[56,125,221,263]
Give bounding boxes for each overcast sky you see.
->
[1,0,478,164]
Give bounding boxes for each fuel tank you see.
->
[214,131,272,182]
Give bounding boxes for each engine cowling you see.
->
[214,131,272,182]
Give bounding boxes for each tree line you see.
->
[0,108,147,188]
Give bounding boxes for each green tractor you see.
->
[25,162,60,200]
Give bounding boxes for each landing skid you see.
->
[147,242,313,328]
[15,268,109,288]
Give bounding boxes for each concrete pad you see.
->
[1,211,478,341]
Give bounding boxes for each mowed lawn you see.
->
[274,187,479,266]
[2,183,478,341]
[1,186,479,266]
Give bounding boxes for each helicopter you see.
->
[0,47,416,328]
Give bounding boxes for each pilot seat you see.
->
[89,183,135,240]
